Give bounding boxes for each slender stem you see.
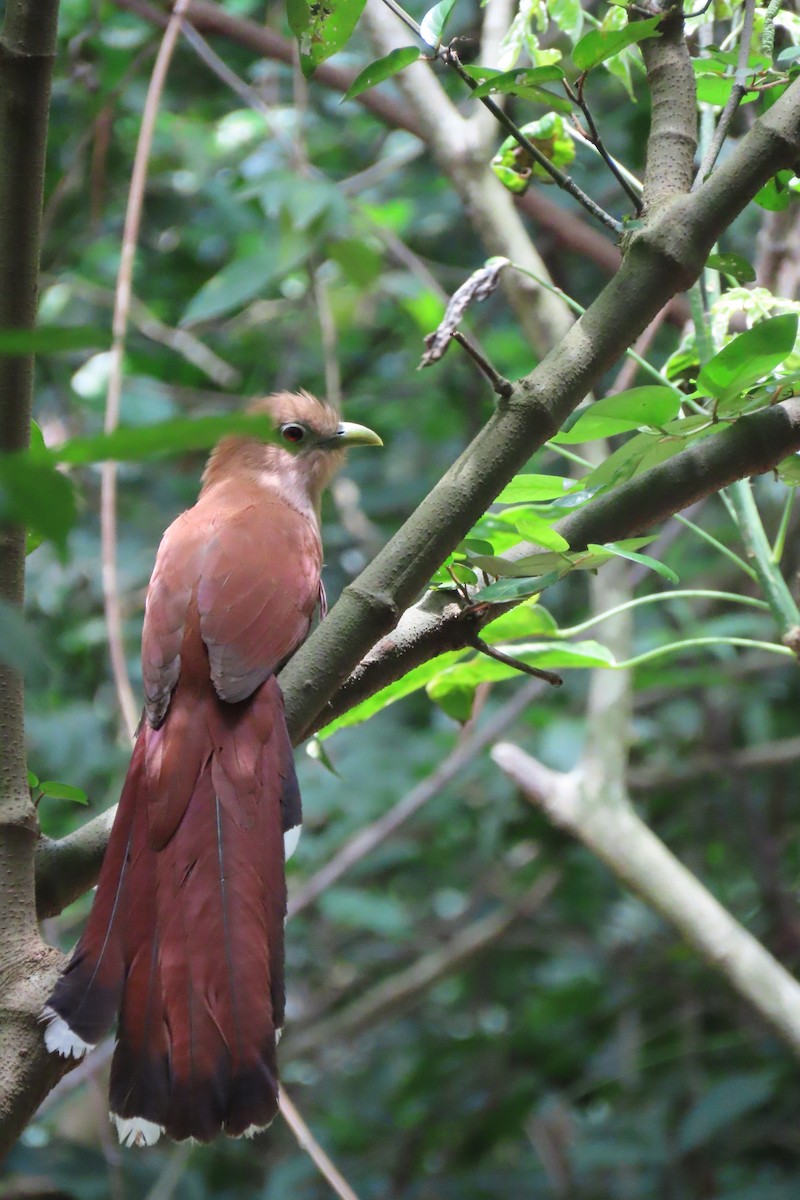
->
[726,479,800,637]
[674,513,758,581]
[693,0,757,189]
[288,680,542,917]
[279,1088,363,1200]
[508,263,683,393]
[451,331,513,398]
[687,283,714,363]
[377,0,623,234]
[101,0,193,741]
[771,488,794,564]
[558,589,770,638]
[617,636,794,671]
[567,79,643,211]
[449,48,624,235]
[470,634,563,687]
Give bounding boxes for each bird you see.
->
[42,391,382,1147]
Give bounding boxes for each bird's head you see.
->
[202,391,382,513]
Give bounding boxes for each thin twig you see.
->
[693,0,757,189]
[451,331,513,398]
[288,679,543,918]
[279,1087,363,1200]
[375,0,622,234]
[608,305,671,394]
[289,871,560,1057]
[444,47,623,235]
[566,77,643,212]
[101,0,193,739]
[469,634,563,688]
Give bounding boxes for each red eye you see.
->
[281,423,306,444]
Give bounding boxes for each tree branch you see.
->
[638,2,698,210]
[288,679,544,918]
[361,0,576,357]
[492,742,800,1058]
[0,0,71,1159]
[286,871,560,1059]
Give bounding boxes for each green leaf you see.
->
[776,454,800,487]
[695,74,758,107]
[427,639,617,717]
[306,737,341,777]
[496,474,575,504]
[317,650,470,739]
[677,1072,775,1152]
[328,237,384,287]
[419,0,457,48]
[483,601,559,640]
[552,387,682,444]
[181,238,309,325]
[587,542,679,584]
[697,314,799,403]
[0,326,111,355]
[705,253,756,283]
[510,511,570,551]
[754,171,794,212]
[39,780,89,804]
[27,770,39,789]
[342,47,420,101]
[470,65,566,98]
[458,538,495,556]
[43,412,281,466]
[287,0,368,77]
[474,570,566,602]
[572,16,661,71]
[0,455,77,550]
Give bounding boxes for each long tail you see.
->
[43,676,299,1146]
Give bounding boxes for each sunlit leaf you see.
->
[39,780,89,804]
[472,64,566,97]
[419,0,457,48]
[287,0,368,77]
[510,512,570,551]
[697,314,798,403]
[317,650,469,739]
[483,601,559,640]
[496,474,575,504]
[587,542,679,584]
[572,17,661,71]
[552,387,681,444]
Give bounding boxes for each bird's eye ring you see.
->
[281,423,306,444]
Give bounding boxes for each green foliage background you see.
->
[4,0,800,1196]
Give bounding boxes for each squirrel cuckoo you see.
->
[42,392,381,1146]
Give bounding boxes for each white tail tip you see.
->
[284,823,302,861]
[240,1121,270,1139]
[112,1114,164,1148]
[40,1006,95,1060]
